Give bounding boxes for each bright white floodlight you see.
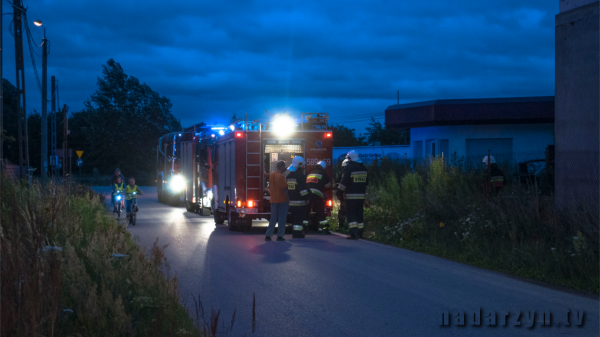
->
[272,115,295,138]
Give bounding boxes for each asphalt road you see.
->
[96,186,599,337]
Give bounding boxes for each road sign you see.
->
[76,159,83,167]
[76,151,83,158]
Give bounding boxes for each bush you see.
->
[363,158,599,293]
[0,177,200,336]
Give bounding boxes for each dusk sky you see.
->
[3,0,557,133]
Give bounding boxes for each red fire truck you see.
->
[157,123,215,213]
[211,113,334,231]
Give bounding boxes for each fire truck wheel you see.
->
[227,207,241,231]
[185,200,196,212]
[213,210,225,225]
[201,206,211,217]
[169,193,180,207]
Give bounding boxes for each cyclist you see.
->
[125,177,144,223]
[112,176,125,214]
[111,168,125,185]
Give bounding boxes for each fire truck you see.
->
[211,113,334,231]
[157,123,216,214]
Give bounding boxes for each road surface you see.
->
[96,187,598,336]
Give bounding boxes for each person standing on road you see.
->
[333,159,349,230]
[306,161,332,234]
[286,156,311,239]
[336,151,368,240]
[266,161,290,242]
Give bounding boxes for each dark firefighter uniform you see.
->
[337,161,369,239]
[306,165,332,233]
[483,163,506,197]
[287,169,310,238]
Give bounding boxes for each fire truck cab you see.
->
[212,113,333,231]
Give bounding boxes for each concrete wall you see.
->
[410,123,554,162]
[333,145,412,165]
[555,1,599,206]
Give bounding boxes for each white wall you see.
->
[410,123,555,163]
[333,145,412,164]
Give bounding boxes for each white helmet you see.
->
[316,160,326,169]
[482,155,496,165]
[347,150,361,163]
[342,159,349,167]
[288,156,305,172]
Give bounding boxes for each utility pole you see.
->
[51,76,57,178]
[13,0,29,180]
[62,104,68,180]
[41,30,48,183]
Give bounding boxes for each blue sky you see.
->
[2,0,557,133]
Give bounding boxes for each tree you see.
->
[365,118,409,145]
[69,59,181,182]
[330,124,367,147]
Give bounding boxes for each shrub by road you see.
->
[0,177,200,336]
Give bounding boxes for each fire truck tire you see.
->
[213,209,225,224]
[185,200,196,212]
[201,206,211,217]
[169,193,180,207]
[227,207,241,231]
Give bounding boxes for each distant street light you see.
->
[35,19,48,183]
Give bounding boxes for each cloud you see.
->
[3,0,557,131]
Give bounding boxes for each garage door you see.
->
[466,138,513,169]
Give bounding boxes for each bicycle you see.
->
[127,191,139,226]
[113,190,124,218]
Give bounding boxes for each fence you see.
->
[333,150,599,210]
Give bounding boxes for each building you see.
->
[555,0,599,207]
[385,96,555,169]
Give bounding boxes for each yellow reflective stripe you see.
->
[319,220,328,224]
[357,223,364,229]
[289,200,305,205]
[350,171,367,175]
[491,176,504,182]
[293,225,303,230]
[324,182,332,189]
[338,184,346,191]
[300,190,309,196]
[302,221,309,224]
[348,222,358,228]
[307,174,322,179]
[310,189,323,197]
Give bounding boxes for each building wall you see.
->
[333,145,412,165]
[555,1,599,206]
[410,123,555,166]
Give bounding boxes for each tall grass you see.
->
[363,158,599,293]
[0,177,200,336]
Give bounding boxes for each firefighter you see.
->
[333,159,349,229]
[336,151,368,240]
[287,156,311,238]
[482,155,506,197]
[306,161,332,234]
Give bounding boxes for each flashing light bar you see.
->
[211,127,226,130]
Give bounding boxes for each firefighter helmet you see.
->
[482,155,496,165]
[342,159,349,167]
[346,150,361,163]
[316,160,326,169]
[288,156,305,172]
